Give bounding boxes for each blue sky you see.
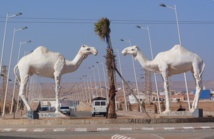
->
[0,0,214,86]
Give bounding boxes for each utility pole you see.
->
[1,65,7,113]
[144,69,152,103]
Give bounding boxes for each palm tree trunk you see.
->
[106,36,117,118]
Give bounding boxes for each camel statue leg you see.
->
[162,72,171,113]
[53,58,64,113]
[191,71,202,112]
[54,76,61,113]
[19,75,31,112]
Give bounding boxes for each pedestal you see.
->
[28,111,39,119]
[192,109,203,117]
[160,109,203,118]
[38,112,69,118]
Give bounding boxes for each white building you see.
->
[128,93,146,104]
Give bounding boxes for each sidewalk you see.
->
[117,110,157,118]
[1,110,214,125]
[2,110,154,119]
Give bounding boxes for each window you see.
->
[101,102,106,106]
[95,102,100,106]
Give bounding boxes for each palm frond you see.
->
[94,17,111,40]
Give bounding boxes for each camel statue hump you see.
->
[33,46,49,54]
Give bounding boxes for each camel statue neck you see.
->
[135,50,159,72]
[63,51,87,74]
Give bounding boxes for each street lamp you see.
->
[18,41,32,60]
[115,49,127,111]
[15,40,32,112]
[9,27,28,114]
[100,62,108,101]
[96,62,103,97]
[82,75,88,102]
[91,65,98,96]
[86,75,92,102]
[79,77,85,101]
[120,39,141,112]
[88,76,93,101]
[160,4,181,45]
[160,3,190,111]
[136,25,161,113]
[2,26,27,117]
[0,12,22,74]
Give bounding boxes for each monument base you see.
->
[192,108,203,117]
[160,109,203,118]
[38,112,69,118]
[28,111,39,119]
[25,111,69,119]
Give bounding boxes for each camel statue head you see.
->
[79,45,98,58]
[122,45,139,57]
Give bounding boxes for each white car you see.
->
[60,106,70,115]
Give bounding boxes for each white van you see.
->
[91,97,107,117]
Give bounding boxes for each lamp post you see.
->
[115,49,127,111]
[82,75,88,102]
[91,65,98,96]
[17,41,32,61]
[96,62,103,97]
[15,40,31,112]
[88,75,93,98]
[85,75,91,102]
[2,26,27,117]
[88,67,95,98]
[136,25,161,113]
[78,82,84,102]
[8,27,28,114]
[0,12,22,74]
[120,39,141,112]
[100,62,108,101]
[160,3,190,111]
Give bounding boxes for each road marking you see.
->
[33,128,45,132]
[111,134,121,139]
[119,127,132,131]
[2,128,12,132]
[53,128,66,132]
[164,127,175,130]
[151,134,165,139]
[183,127,194,130]
[111,134,135,139]
[16,128,27,132]
[142,127,154,130]
[75,128,87,132]
[201,126,211,129]
[97,128,109,131]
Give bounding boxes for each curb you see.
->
[0,126,214,133]
[1,117,214,125]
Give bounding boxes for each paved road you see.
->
[0,123,214,139]
[1,110,214,138]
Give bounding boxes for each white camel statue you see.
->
[122,45,205,113]
[14,45,98,113]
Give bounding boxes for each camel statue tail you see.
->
[200,62,205,78]
[14,64,20,84]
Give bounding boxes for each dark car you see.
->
[60,106,70,115]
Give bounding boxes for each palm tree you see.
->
[94,17,117,118]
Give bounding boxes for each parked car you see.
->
[60,106,70,115]
[40,106,49,111]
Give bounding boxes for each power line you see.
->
[0,20,213,25]
[0,17,213,24]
